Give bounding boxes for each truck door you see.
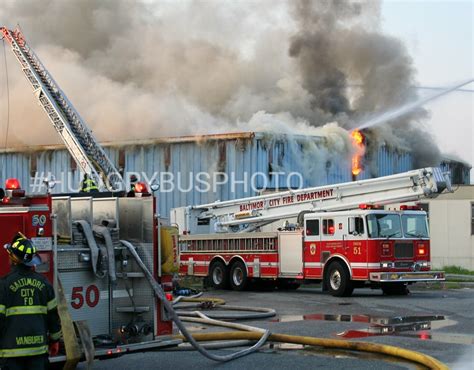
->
[0,214,24,276]
[303,217,322,278]
[346,216,368,279]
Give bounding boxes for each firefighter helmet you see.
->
[5,233,42,266]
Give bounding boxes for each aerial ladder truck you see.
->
[0,26,124,191]
[172,168,451,296]
[0,26,190,365]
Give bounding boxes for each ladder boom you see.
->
[172,167,451,233]
[1,27,124,191]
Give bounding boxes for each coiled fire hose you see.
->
[122,240,449,369]
[173,298,448,369]
[121,240,271,362]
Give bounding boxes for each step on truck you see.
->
[172,168,450,296]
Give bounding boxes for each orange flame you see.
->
[351,130,365,176]
[351,130,364,145]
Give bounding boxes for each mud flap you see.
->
[57,279,82,370]
[74,321,95,369]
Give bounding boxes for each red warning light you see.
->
[5,178,21,190]
[134,182,148,193]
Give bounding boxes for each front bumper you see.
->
[369,271,445,283]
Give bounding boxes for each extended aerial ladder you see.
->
[1,26,124,191]
[172,167,452,234]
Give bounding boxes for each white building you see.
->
[420,186,474,270]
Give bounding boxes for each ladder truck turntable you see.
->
[0,26,182,364]
[173,168,451,296]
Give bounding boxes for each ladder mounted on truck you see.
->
[1,26,124,191]
[172,167,452,233]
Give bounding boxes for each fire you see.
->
[351,130,365,176]
[351,130,364,145]
[352,156,362,176]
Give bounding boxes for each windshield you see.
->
[402,214,429,238]
[366,214,402,238]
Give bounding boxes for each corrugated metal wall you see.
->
[0,132,416,219]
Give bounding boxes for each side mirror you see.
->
[150,181,160,193]
[43,175,57,192]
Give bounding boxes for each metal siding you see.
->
[0,135,418,220]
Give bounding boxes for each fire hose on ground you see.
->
[173,297,449,369]
[122,240,449,369]
[121,240,271,362]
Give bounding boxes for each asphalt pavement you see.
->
[78,283,474,370]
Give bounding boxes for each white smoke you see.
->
[0,0,441,168]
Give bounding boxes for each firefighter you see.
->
[80,173,99,193]
[0,233,62,370]
[127,174,138,197]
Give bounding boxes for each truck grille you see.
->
[394,242,414,258]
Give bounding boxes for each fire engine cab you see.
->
[174,168,449,296]
[299,206,437,296]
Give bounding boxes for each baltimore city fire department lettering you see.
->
[9,277,45,293]
[239,188,335,212]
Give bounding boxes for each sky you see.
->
[381,0,473,181]
[0,0,472,182]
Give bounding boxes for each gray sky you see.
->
[0,0,471,181]
[381,0,473,181]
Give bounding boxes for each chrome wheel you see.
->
[330,269,342,291]
[212,265,224,285]
[232,267,244,287]
[209,260,228,289]
[230,261,248,291]
[325,261,354,297]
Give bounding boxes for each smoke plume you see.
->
[0,0,440,168]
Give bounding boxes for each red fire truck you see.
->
[0,178,182,363]
[174,168,450,296]
[0,27,181,363]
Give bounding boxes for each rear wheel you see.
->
[326,261,354,297]
[230,261,248,291]
[209,260,228,289]
[381,283,409,296]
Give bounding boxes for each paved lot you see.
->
[83,284,474,369]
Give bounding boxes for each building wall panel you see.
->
[0,133,421,220]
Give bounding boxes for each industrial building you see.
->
[0,131,470,221]
[0,132,413,217]
[419,185,474,270]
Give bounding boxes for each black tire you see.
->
[229,261,248,291]
[325,261,354,297]
[209,260,228,289]
[381,283,409,296]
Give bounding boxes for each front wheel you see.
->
[230,261,248,291]
[326,261,354,297]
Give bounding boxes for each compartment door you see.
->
[278,232,303,277]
